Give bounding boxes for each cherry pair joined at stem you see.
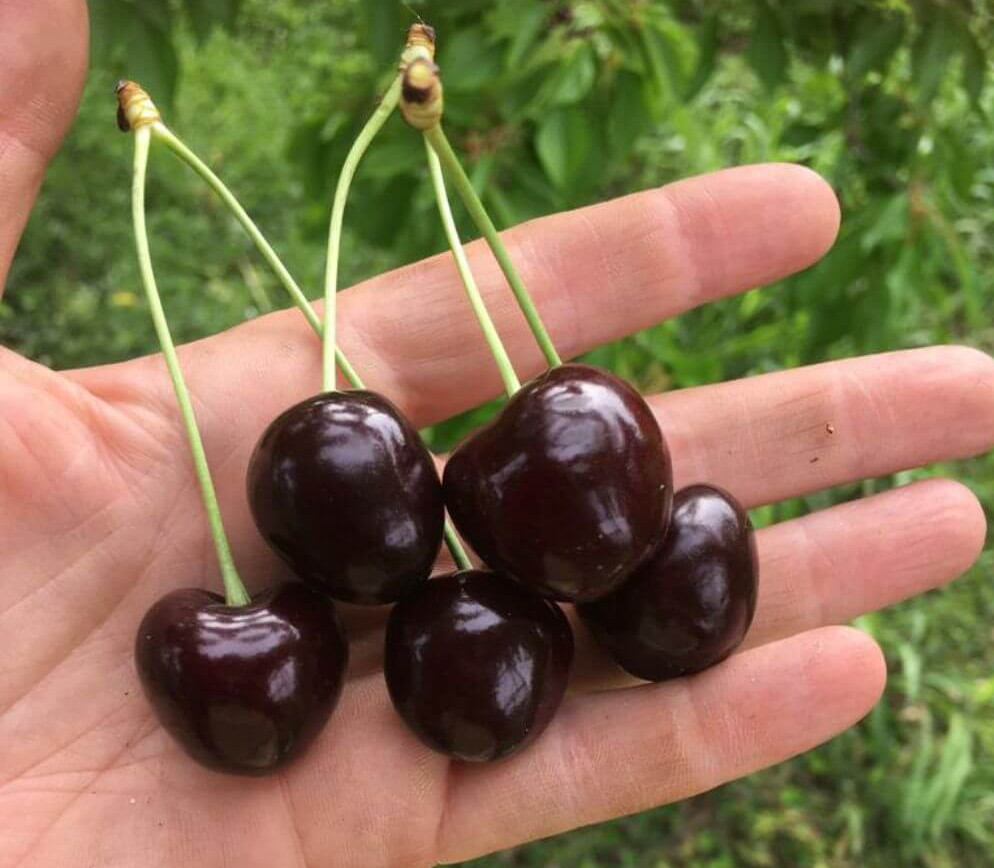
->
[123,92,349,774]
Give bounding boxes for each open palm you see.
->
[2,2,993,866]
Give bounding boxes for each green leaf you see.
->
[937,129,977,200]
[848,13,905,81]
[961,29,988,113]
[507,155,560,212]
[746,2,788,92]
[862,193,908,252]
[125,12,179,107]
[780,121,823,148]
[537,42,597,107]
[535,107,593,189]
[647,15,695,99]
[349,174,419,248]
[608,71,652,159]
[183,0,243,43]
[635,20,668,108]
[88,0,132,57]
[184,0,213,44]
[684,17,719,100]
[358,2,410,66]
[133,0,171,32]
[911,11,961,106]
[503,1,549,71]
[360,134,424,180]
[439,26,502,92]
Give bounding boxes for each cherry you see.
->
[247,391,445,604]
[383,570,574,762]
[443,364,673,603]
[578,485,759,683]
[135,582,348,775]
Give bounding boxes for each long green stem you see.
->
[148,118,471,571]
[425,125,562,368]
[444,525,472,571]
[131,127,250,607]
[424,138,520,397]
[323,75,404,392]
[151,123,363,390]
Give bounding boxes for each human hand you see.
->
[2,2,992,865]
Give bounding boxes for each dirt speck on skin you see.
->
[826,423,836,435]
[810,457,820,464]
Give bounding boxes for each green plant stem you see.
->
[444,525,472,572]
[151,123,363,389]
[323,74,404,392]
[148,118,471,572]
[425,124,562,368]
[131,126,250,607]
[424,138,521,397]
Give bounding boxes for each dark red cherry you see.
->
[578,485,758,682]
[443,364,672,602]
[384,570,574,762]
[135,583,348,775]
[247,391,444,604]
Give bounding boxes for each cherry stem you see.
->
[444,525,472,572]
[424,125,562,368]
[323,74,404,393]
[425,138,521,397]
[147,120,472,571]
[151,124,363,389]
[130,127,250,607]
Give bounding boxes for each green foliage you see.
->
[3,1,994,865]
[89,0,246,105]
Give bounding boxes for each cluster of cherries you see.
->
[125,26,759,778]
[139,369,758,773]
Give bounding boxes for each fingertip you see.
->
[776,162,842,259]
[911,345,994,460]
[913,477,988,576]
[820,625,887,716]
[944,345,994,446]
[662,163,844,303]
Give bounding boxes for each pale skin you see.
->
[1,2,993,866]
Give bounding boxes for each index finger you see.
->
[0,0,88,293]
[106,163,841,440]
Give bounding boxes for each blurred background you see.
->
[4,0,993,865]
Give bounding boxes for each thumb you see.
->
[0,0,89,296]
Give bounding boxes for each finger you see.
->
[573,478,985,690]
[0,0,89,292]
[437,626,885,863]
[343,162,841,420]
[75,163,840,426]
[744,478,985,649]
[659,345,994,507]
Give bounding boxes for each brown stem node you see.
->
[400,58,444,130]
[115,80,161,133]
[406,22,436,58]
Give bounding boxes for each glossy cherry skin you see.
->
[443,364,673,603]
[578,485,758,683]
[135,583,348,775]
[384,570,574,762]
[247,391,444,604]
